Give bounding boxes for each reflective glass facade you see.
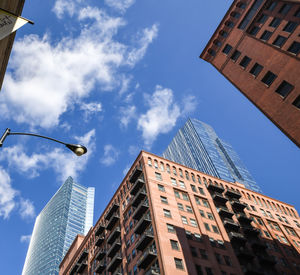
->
[22,177,95,275]
[163,118,262,193]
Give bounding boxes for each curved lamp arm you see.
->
[0,128,87,156]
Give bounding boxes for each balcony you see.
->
[212,193,228,204]
[243,226,260,237]
[236,247,254,261]
[145,266,160,275]
[95,260,106,274]
[136,229,154,251]
[133,200,149,220]
[132,187,147,207]
[207,183,224,194]
[105,203,120,221]
[107,226,121,245]
[137,246,157,269]
[237,213,252,225]
[129,166,143,183]
[130,178,145,196]
[77,250,88,263]
[225,189,241,199]
[134,212,151,234]
[95,224,105,236]
[95,235,105,247]
[228,232,246,245]
[230,199,247,210]
[223,218,240,231]
[95,249,106,261]
[70,263,79,275]
[217,206,234,218]
[107,252,122,273]
[77,261,88,273]
[106,214,120,231]
[107,239,121,258]
[258,254,276,266]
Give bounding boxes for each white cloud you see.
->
[104,0,135,13]
[80,102,102,120]
[1,4,158,129]
[20,235,32,243]
[19,199,35,219]
[100,145,119,166]
[0,167,17,219]
[120,105,136,128]
[0,130,96,182]
[138,85,180,147]
[182,95,197,115]
[128,145,139,156]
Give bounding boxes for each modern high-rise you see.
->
[163,118,261,193]
[22,177,95,275]
[200,0,300,148]
[0,0,25,90]
[59,151,300,275]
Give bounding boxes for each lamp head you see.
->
[65,144,87,156]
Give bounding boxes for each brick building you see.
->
[0,0,25,90]
[200,0,300,148]
[60,151,300,275]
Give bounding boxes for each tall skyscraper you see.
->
[200,0,300,147]
[163,118,262,193]
[22,177,95,275]
[59,151,300,275]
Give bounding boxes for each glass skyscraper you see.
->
[163,118,262,193]
[22,177,95,275]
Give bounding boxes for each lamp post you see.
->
[0,128,87,156]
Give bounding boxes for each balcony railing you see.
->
[77,250,88,263]
[130,178,145,196]
[95,260,106,274]
[212,193,228,204]
[134,212,151,234]
[230,199,247,210]
[107,252,122,273]
[77,260,88,273]
[132,187,147,207]
[106,214,120,231]
[129,166,143,183]
[228,232,246,245]
[217,206,234,218]
[137,246,157,269]
[107,226,121,245]
[107,238,122,258]
[207,183,224,194]
[136,229,154,251]
[95,249,106,261]
[223,218,240,231]
[105,203,120,221]
[95,224,105,236]
[224,189,241,199]
[133,199,149,220]
[95,235,105,247]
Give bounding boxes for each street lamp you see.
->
[0,128,87,156]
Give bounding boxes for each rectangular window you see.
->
[186,205,193,213]
[239,56,252,68]
[206,267,213,275]
[170,239,179,250]
[287,41,300,55]
[164,209,172,218]
[182,193,189,201]
[261,71,277,86]
[190,184,197,192]
[179,181,186,189]
[225,21,234,28]
[260,30,272,41]
[171,178,177,186]
[222,44,233,55]
[269,17,281,28]
[292,96,300,109]
[224,255,232,266]
[195,265,203,275]
[250,63,264,77]
[190,218,198,227]
[174,258,184,270]
[266,1,277,11]
[181,216,188,224]
[207,213,214,220]
[199,209,205,217]
[202,199,209,208]
[199,249,208,259]
[158,184,165,192]
[230,50,241,61]
[160,196,168,204]
[167,223,175,233]
[278,4,291,15]
[238,0,264,29]
[195,197,201,205]
[155,172,162,181]
[257,13,268,23]
[174,190,180,198]
[283,21,298,33]
[275,81,294,97]
[272,35,287,48]
[204,223,211,231]
[212,225,220,234]
[198,187,205,195]
[215,253,222,264]
[264,230,271,237]
[248,26,260,35]
[177,202,184,211]
[191,246,198,257]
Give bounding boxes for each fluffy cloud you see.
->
[80,102,102,120]
[104,0,135,13]
[138,85,180,147]
[20,234,32,243]
[1,3,158,129]
[120,105,136,128]
[0,130,96,181]
[100,145,119,166]
[19,199,35,219]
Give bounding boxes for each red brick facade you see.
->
[60,151,300,275]
[200,0,300,148]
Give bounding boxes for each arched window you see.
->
[147,158,152,167]
[154,160,158,169]
[166,164,170,173]
[172,166,177,176]
[160,162,164,171]
[191,173,196,182]
[185,171,190,180]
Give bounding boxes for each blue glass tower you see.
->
[22,177,95,275]
[163,118,262,193]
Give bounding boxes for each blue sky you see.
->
[0,0,299,274]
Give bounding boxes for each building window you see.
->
[283,21,298,33]
[198,187,205,195]
[287,41,300,55]
[191,184,197,192]
[154,160,158,168]
[177,203,184,211]
[173,167,177,175]
[272,35,287,48]
[191,174,196,182]
[264,230,271,238]
[239,56,252,68]
[186,205,193,213]
[132,248,136,258]
[148,158,152,166]
[261,71,277,86]
[179,169,183,178]
[182,193,189,201]
[207,212,214,220]
[167,223,175,233]
[164,209,172,218]
[155,172,162,181]
[238,0,264,29]
[237,2,247,9]
[225,20,235,28]
[166,164,170,173]
[191,246,198,257]
[202,199,209,208]
[213,39,222,47]
[212,225,220,234]
[199,209,205,217]
[205,267,213,275]
[170,240,179,250]
[171,178,177,186]
[249,63,263,77]
[174,258,184,270]
[215,253,222,264]
[181,216,188,224]
[266,1,277,11]
[260,30,272,41]
[174,190,180,198]
[224,255,232,266]
[190,218,198,227]
[158,184,165,192]
[222,44,233,55]
[278,4,291,15]
[269,17,281,28]
[292,96,300,109]
[231,11,240,19]
[195,197,201,205]
[185,171,190,180]
[160,162,164,171]
[160,196,168,204]
[204,223,211,231]
[208,49,216,56]
[179,181,186,189]
[219,30,228,37]
[249,26,260,35]
[257,13,268,23]
[230,50,241,61]
[199,249,208,259]
[275,81,294,98]
[194,233,202,241]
